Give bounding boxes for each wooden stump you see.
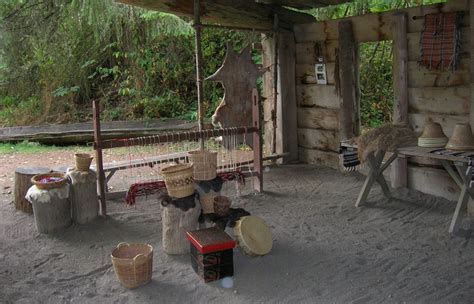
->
[161,203,201,255]
[14,167,50,213]
[67,169,99,224]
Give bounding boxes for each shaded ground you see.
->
[1,164,474,303]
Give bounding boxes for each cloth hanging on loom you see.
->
[419,12,462,71]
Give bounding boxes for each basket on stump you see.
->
[31,172,67,190]
[74,153,93,172]
[214,196,231,217]
[111,243,153,289]
[160,164,194,198]
[188,150,217,181]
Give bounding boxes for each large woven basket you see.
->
[111,243,153,289]
[74,153,93,171]
[31,172,67,190]
[188,150,217,181]
[160,164,194,198]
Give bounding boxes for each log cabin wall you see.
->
[291,0,470,200]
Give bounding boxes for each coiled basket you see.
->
[159,163,194,198]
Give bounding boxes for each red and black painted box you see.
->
[186,227,236,283]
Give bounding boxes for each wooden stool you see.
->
[14,167,50,213]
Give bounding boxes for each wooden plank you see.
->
[408,59,470,87]
[296,62,336,85]
[391,12,408,189]
[338,20,359,140]
[297,128,339,152]
[408,86,470,115]
[276,30,299,163]
[298,147,339,169]
[398,146,471,164]
[407,28,470,62]
[296,84,340,108]
[409,113,469,136]
[297,107,339,130]
[295,42,316,64]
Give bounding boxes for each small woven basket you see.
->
[74,153,93,171]
[214,195,231,217]
[111,243,153,289]
[159,164,194,198]
[31,172,67,190]
[200,192,217,214]
[188,150,217,181]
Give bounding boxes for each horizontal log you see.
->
[408,59,470,87]
[296,84,340,109]
[297,107,339,130]
[408,86,470,115]
[296,62,336,85]
[294,0,468,43]
[296,41,338,64]
[298,147,339,169]
[408,112,469,136]
[297,128,339,152]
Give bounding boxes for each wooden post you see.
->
[276,29,298,163]
[272,14,279,155]
[469,0,474,215]
[194,0,205,150]
[338,20,359,140]
[93,100,107,217]
[14,167,51,213]
[262,33,275,158]
[253,89,263,192]
[391,12,409,189]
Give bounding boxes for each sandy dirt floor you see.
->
[1,159,474,303]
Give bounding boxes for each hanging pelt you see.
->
[356,124,417,163]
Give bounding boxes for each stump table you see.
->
[14,167,51,213]
[162,202,201,255]
[67,169,99,224]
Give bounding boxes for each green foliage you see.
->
[0,0,258,126]
[359,41,394,128]
[0,141,88,154]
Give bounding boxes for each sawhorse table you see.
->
[355,146,474,234]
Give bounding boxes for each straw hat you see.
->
[418,121,448,148]
[446,123,474,151]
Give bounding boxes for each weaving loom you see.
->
[121,128,253,205]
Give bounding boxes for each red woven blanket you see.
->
[419,12,461,70]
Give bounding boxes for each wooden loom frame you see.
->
[93,89,263,216]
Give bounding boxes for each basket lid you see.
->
[186,228,236,254]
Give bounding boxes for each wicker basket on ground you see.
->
[31,172,67,190]
[111,243,153,289]
[188,150,217,181]
[74,153,93,171]
[159,164,194,198]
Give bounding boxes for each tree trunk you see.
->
[14,167,51,213]
[67,169,99,224]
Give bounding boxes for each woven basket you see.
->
[160,164,194,198]
[200,192,217,214]
[214,195,231,217]
[74,153,93,172]
[31,172,67,190]
[188,150,217,181]
[111,243,153,289]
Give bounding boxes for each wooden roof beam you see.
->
[255,0,350,9]
[115,0,316,30]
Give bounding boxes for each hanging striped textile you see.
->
[419,12,462,71]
